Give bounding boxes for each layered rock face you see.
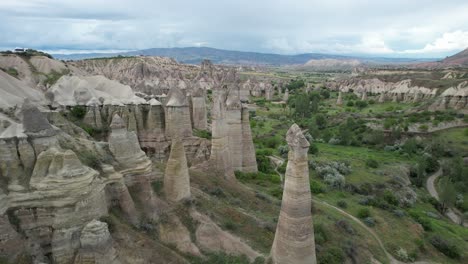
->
[108,114,159,221]
[164,137,191,202]
[71,56,198,95]
[271,124,316,264]
[328,78,438,103]
[431,81,468,110]
[165,87,193,139]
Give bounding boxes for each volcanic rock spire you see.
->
[271,124,316,264]
[336,91,343,106]
[164,137,191,202]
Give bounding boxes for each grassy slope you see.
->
[249,99,468,263]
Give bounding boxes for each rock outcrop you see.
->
[74,220,120,264]
[271,124,316,264]
[108,114,159,221]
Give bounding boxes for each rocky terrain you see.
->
[1,49,467,264]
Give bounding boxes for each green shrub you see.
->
[313,223,329,244]
[194,129,212,139]
[309,143,319,155]
[430,236,461,259]
[357,207,371,218]
[69,106,87,120]
[365,158,379,168]
[346,100,355,107]
[355,100,368,109]
[419,124,429,132]
[310,180,325,194]
[318,246,345,264]
[337,200,348,208]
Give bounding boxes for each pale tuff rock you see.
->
[431,81,468,110]
[226,88,243,171]
[158,214,201,256]
[336,92,343,106]
[21,98,53,134]
[108,114,159,221]
[191,86,208,130]
[271,124,316,264]
[164,138,191,202]
[241,107,258,173]
[71,56,196,95]
[0,215,26,262]
[378,92,386,103]
[210,86,234,180]
[190,210,261,262]
[240,79,252,102]
[330,78,438,103]
[74,220,120,264]
[165,87,193,138]
[83,106,103,129]
[29,56,68,75]
[283,88,289,102]
[265,83,274,101]
[48,75,146,106]
[0,70,45,109]
[361,92,368,101]
[4,146,109,263]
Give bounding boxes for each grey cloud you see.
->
[0,0,467,57]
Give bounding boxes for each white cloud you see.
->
[0,0,467,57]
[402,30,468,54]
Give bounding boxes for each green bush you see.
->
[310,180,325,194]
[309,143,319,155]
[357,207,371,218]
[194,129,212,139]
[346,100,355,107]
[318,246,345,264]
[365,158,379,168]
[337,200,348,208]
[430,236,461,259]
[69,106,87,120]
[355,100,368,109]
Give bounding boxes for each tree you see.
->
[315,114,327,130]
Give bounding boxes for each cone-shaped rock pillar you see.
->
[271,124,316,264]
[283,88,289,102]
[378,93,386,103]
[191,86,208,130]
[210,86,234,180]
[336,92,343,106]
[164,137,191,202]
[226,88,243,171]
[361,92,368,101]
[165,87,192,139]
[241,106,258,173]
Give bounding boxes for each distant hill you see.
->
[441,47,468,66]
[53,46,437,66]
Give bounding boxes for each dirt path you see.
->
[426,169,467,227]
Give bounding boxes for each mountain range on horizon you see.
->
[51,46,444,66]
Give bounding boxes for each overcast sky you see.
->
[0,0,467,57]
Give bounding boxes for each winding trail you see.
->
[426,169,467,227]
[271,156,435,264]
